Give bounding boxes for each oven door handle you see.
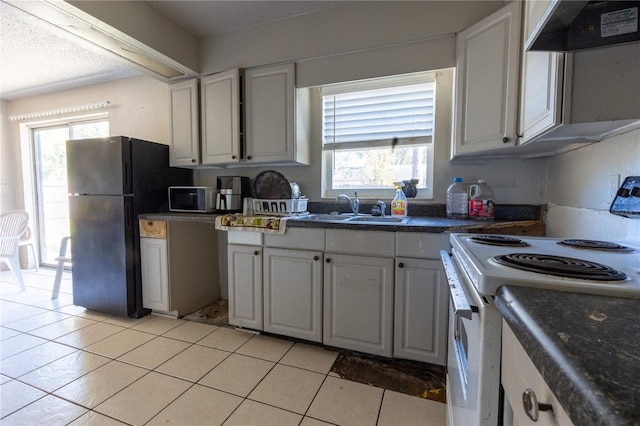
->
[440,250,473,320]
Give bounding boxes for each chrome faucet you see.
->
[337,191,359,215]
[375,200,386,216]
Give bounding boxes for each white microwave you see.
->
[168,186,216,213]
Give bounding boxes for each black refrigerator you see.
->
[66,136,191,317]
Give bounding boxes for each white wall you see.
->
[0,100,18,210]
[545,129,640,241]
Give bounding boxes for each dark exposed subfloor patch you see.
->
[330,350,446,403]
[183,299,229,326]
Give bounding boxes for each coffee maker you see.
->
[216,176,250,212]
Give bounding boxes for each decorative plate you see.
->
[253,170,292,199]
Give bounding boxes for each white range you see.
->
[441,233,640,426]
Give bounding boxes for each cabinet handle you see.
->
[313,256,319,261]
[398,262,404,268]
[253,250,260,256]
[147,221,153,226]
[247,155,252,160]
[325,258,331,263]
[231,155,237,160]
[522,389,553,422]
[502,137,510,144]
[191,158,197,163]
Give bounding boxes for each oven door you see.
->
[441,250,502,426]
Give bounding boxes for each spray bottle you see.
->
[391,182,408,217]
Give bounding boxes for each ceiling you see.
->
[0,0,346,100]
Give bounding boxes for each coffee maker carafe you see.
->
[216,176,250,212]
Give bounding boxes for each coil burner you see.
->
[492,253,628,281]
[557,239,635,253]
[469,235,530,247]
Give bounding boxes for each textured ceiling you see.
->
[0,0,347,101]
[0,1,139,100]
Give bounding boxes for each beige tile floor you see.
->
[0,268,446,425]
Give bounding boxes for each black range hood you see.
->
[526,1,640,52]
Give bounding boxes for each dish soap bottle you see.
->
[391,182,408,217]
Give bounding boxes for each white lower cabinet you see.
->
[323,253,394,357]
[228,244,263,330]
[394,258,448,365]
[263,247,323,342]
[140,220,220,317]
[502,320,573,426]
[140,236,169,311]
[225,228,449,363]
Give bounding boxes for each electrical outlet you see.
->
[608,174,620,200]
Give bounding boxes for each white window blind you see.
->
[323,81,435,151]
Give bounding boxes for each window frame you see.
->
[318,71,437,200]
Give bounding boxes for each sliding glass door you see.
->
[32,120,108,265]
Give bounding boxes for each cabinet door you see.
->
[170,79,200,167]
[394,258,448,365]
[323,254,394,357]
[244,63,295,163]
[453,1,522,157]
[201,69,241,165]
[140,237,169,311]
[519,0,565,143]
[228,244,263,330]
[502,321,573,425]
[264,248,323,342]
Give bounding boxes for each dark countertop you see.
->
[139,211,544,234]
[495,286,640,426]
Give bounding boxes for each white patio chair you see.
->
[19,226,39,271]
[0,210,29,292]
[52,236,71,300]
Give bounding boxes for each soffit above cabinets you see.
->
[4,0,199,82]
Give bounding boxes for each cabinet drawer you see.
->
[325,229,395,257]
[227,230,263,245]
[139,220,167,239]
[396,232,450,259]
[264,228,325,250]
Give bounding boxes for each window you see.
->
[321,72,436,199]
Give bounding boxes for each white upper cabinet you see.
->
[170,79,200,167]
[518,0,565,144]
[452,1,522,157]
[201,69,241,165]
[453,0,640,159]
[244,63,309,165]
[170,63,309,167]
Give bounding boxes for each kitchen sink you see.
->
[346,216,410,224]
[297,214,351,222]
[293,214,410,225]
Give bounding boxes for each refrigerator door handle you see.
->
[123,162,129,191]
[125,203,131,229]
